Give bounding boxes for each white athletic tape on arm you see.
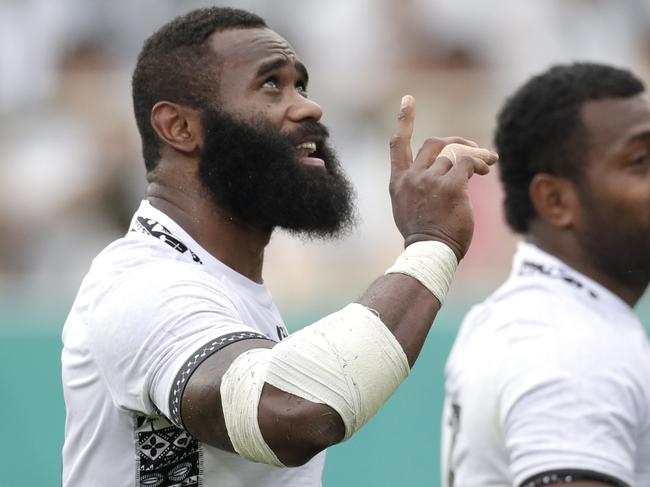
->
[220,303,410,465]
[439,143,495,164]
[221,348,284,467]
[384,240,458,303]
[266,303,410,441]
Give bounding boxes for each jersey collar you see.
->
[128,200,273,307]
[511,241,633,315]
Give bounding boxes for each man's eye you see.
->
[630,152,650,165]
[262,78,279,89]
[296,82,308,97]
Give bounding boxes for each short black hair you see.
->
[132,7,267,171]
[495,62,644,233]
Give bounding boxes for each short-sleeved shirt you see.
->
[61,200,325,487]
[441,242,650,487]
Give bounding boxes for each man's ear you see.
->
[529,173,579,229]
[150,102,203,155]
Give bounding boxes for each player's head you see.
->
[496,62,645,233]
[132,7,355,238]
[496,62,650,287]
[132,7,266,171]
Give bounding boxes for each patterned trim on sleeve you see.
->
[520,469,629,487]
[168,331,269,428]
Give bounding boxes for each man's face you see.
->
[196,28,355,238]
[573,93,650,288]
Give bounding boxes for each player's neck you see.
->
[527,232,645,307]
[145,164,270,284]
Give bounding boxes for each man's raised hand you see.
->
[388,95,498,260]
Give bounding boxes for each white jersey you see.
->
[61,200,325,487]
[442,242,650,487]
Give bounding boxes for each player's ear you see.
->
[529,173,579,229]
[150,101,204,155]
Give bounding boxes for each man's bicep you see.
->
[179,338,274,451]
[180,337,345,465]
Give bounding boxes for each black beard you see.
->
[197,108,356,239]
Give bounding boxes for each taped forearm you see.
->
[220,303,409,466]
[220,240,458,466]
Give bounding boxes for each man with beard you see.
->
[61,7,496,487]
[441,63,650,487]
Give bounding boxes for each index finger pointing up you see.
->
[389,95,415,176]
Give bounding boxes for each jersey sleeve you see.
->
[86,260,269,424]
[497,322,640,487]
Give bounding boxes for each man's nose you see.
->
[287,94,323,122]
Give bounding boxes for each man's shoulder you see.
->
[76,233,224,313]
[91,231,207,281]
[461,279,572,334]
[450,273,649,382]
[450,275,620,367]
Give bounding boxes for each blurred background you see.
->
[2,0,650,485]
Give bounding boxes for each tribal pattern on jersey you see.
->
[133,217,203,264]
[136,415,200,487]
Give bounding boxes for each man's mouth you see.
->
[295,141,325,167]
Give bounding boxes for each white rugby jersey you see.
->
[62,200,325,487]
[442,242,650,487]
